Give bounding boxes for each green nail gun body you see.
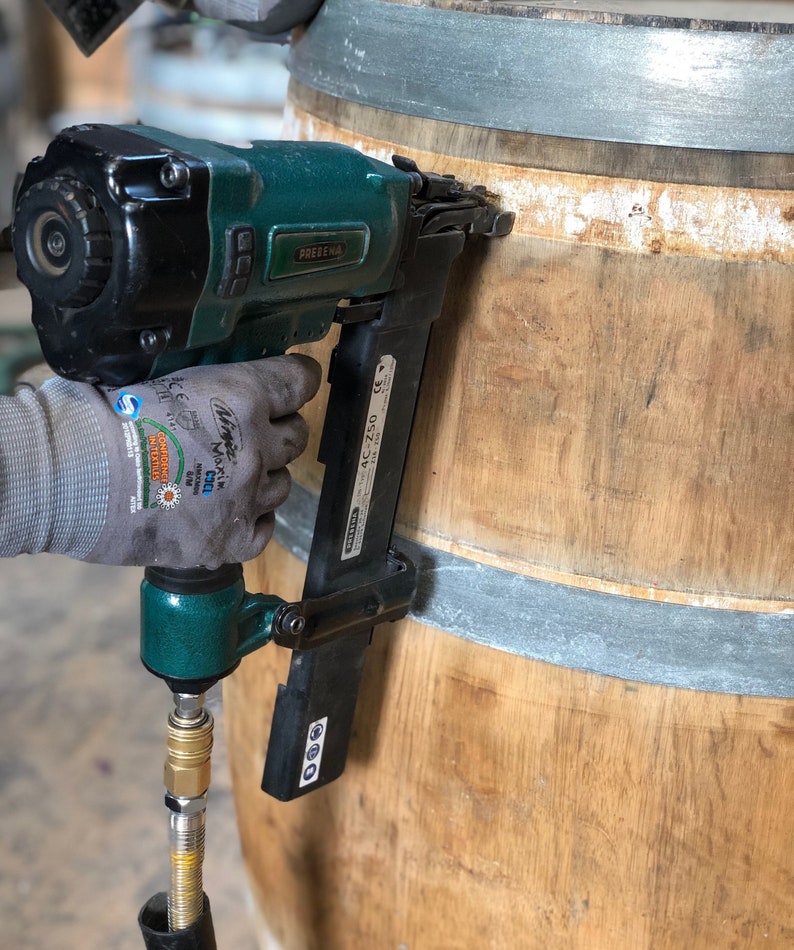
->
[13,123,513,801]
[14,123,415,385]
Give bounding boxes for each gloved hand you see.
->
[0,355,321,568]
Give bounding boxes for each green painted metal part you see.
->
[118,126,412,375]
[140,574,286,682]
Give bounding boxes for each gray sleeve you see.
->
[0,379,109,559]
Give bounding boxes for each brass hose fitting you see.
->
[164,694,214,933]
[165,703,214,800]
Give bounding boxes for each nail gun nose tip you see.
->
[492,212,516,237]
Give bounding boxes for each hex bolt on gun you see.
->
[12,123,513,948]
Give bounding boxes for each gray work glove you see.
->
[0,355,321,568]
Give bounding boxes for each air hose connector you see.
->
[164,694,214,933]
[165,696,214,799]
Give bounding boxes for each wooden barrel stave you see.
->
[279,87,793,610]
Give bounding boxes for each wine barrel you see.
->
[226,3,794,947]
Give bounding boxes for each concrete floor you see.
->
[0,255,260,949]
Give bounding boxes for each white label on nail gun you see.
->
[299,716,328,788]
[341,354,397,561]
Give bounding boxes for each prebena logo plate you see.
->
[293,240,347,263]
[269,228,368,279]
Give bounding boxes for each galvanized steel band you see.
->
[289,0,794,153]
[274,483,794,698]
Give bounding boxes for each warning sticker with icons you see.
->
[298,716,329,788]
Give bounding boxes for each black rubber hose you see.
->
[139,892,218,950]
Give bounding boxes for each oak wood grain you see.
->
[281,96,793,610]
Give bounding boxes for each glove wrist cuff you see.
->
[0,380,109,558]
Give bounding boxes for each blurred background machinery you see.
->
[0,1,292,226]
